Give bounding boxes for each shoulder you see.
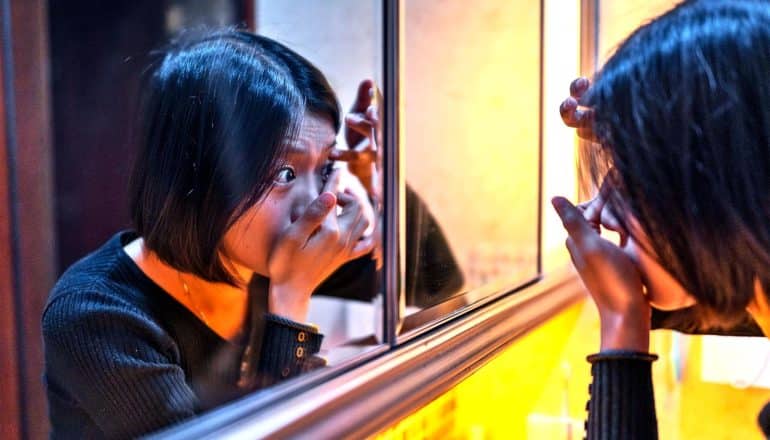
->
[43,232,178,360]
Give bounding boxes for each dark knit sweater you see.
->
[585,348,770,439]
[584,351,659,439]
[42,231,324,439]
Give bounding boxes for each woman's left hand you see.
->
[552,196,651,352]
[331,79,383,199]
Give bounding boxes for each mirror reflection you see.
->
[402,0,541,318]
[42,1,383,438]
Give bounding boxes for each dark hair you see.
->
[129,28,341,286]
[582,0,770,328]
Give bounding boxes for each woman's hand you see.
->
[267,170,375,322]
[576,172,629,245]
[330,79,383,198]
[559,77,597,142]
[552,196,651,352]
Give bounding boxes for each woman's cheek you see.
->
[623,237,696,311]
[235,198,291,276]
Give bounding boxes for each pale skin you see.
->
[557,77,770,351]
[125,110,377,341]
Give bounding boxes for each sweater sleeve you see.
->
[584,351,659,440]
[42,290,198,439]
[251,314,325,387]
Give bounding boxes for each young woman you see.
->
[42,30,378,438]
[555,0,770,437]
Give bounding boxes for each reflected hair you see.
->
[129,28,340,286]
[582,0,770,328]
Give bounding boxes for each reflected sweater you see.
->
[42,231,324,439]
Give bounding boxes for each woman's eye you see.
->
[275,166,296,184]
[321,162,335,182]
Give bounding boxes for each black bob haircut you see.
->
[129,28,341,286]
[582,0,770,329]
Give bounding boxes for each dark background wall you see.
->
[50,0,166,271]
[50,0,248,272]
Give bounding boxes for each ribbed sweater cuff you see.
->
[255,314,325,387]
[585,352,659,440]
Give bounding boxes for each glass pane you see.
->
[256,0,385,358]
[45,0,384,437]
[401,0,541,322]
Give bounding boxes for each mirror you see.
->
[255,0,385,361]
[45,0,384,437]
[401,0,541,323]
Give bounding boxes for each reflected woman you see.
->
[42,29,377,438]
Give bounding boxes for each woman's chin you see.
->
[647,293,697,311]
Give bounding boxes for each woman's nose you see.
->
[289,179,322,223]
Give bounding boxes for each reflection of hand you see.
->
[552,196,650,352]
[559,77,597,142]
[331,79,383,198]
[268,170,375,322]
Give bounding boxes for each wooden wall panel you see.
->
[7,0,55,438]
[0,0,22,437]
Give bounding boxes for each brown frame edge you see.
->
[154,269,584,439]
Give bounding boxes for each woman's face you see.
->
[622,219,697,311]
[221,113,338,282]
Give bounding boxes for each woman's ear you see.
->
[747,278,770,337]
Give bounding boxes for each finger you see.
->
[337,192,362,229]
[345,112,374,138]
[322,168,343,194]
[366,105,379,124]
[582,194,607,226]
[318,169,343,232]
[346,209,371,248]
[569,77,590,98]
[560,98,593,129]
[336,189,358,207]
[366,106,379,152]
[551,196,598,246]
[577,199,601,234]
[290,192,337,242]
[350,234,376,259]
[329,148,361,162]
[350,79,375,113]
[600,208,624,234]
[564,236,586,271]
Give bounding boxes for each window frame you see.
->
[149,0,596,437]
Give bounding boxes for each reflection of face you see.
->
[221,113,337,282]
[622,221,696,311]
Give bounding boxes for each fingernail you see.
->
[551,197,567,213]
[319,192,335,208]
[577,77,588,88]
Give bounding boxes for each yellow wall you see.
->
[403,0,542,288]
[373,301,770,439]
[597,0,681,66]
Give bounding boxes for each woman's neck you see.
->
[123,238,250,341]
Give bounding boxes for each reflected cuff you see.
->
[251,314,325,388]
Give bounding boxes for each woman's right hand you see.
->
[559,77,597,142]
[552,196,651,352]
[267,170,375,322]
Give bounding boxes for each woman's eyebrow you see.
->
[284,140,337,157]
